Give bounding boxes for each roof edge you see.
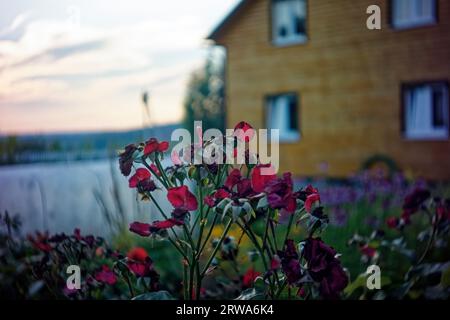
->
[207,0,250,41]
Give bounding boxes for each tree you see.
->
[183,50,225,136]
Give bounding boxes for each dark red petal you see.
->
[224,169,241,189]
[158,141,169,152]
[167,186,198,211]
[152,218,184,229]
[234,121,255,142]
[144,138,159,155]
[129,222,151,237]
[127,247,148,262]
[305,193,320,213]
[251,164,276,193]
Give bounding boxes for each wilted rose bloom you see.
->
[167,186,198,211]
[128,168,157,192]
[95,265,117,285]
[144,138,169,156]
[234,121,255,142]
[151,219,184,230]
[129,221,152,237]
[251,164,277,193]
[242,268,261,289]
[265,173,296,213]
[220,169,254,199]
[303,238,348,299]
[305,193,321,213]
[129,219,184,237]
[126,247,160,288]
[296,184,319,201]
[224,169,241,189]
[119,144,137,176]
[277,239,301,284]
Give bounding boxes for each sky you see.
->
[0,0,239,134]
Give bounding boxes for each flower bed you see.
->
[0,122,449,300]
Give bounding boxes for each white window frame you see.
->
[271,0,307,47]
[266,93,300,142]
[392,0,437,30]
[403,82,449,140]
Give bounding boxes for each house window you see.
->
[272,0,307,46]
[266,93,300,142]
[403,82,449,140]
[392,0,437,29]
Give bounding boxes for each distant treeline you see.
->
[0,124,179,165]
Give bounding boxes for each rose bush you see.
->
[119,122,347,300]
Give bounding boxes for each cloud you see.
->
[0,0,240,134]
[7,39,106,70]
[0,11,32,41]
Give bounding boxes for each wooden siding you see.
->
[214,0,450,179]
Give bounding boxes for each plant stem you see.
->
[417,220,438,265]
[283,213,295,246]
[156,156,174,188]
[142,159,168,188]
[200,218,233,277]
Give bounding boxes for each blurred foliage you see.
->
[182,50,225,136]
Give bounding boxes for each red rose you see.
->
[127,247,148,262]
[242,268,261,288]
[224,169,242,189]
[158,141,169,152]
[129,219,184,237]
[234,121,255,142]
[128,168,151,188]
[151,218,184,230]
[214,188,231,200]
[251,164,276,193]
[305,193,320,213]
[144,138,159,155]
[129,222,152,237]
[167,186,198,211]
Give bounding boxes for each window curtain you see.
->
[406,86,432,136]
[273,1,291,38]
[268,95,299,141]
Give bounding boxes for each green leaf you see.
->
[440,266,450,288]
[256,196,268,209]
[235,288,265,300]
[132,290,175,300]
[344,273,366,296]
